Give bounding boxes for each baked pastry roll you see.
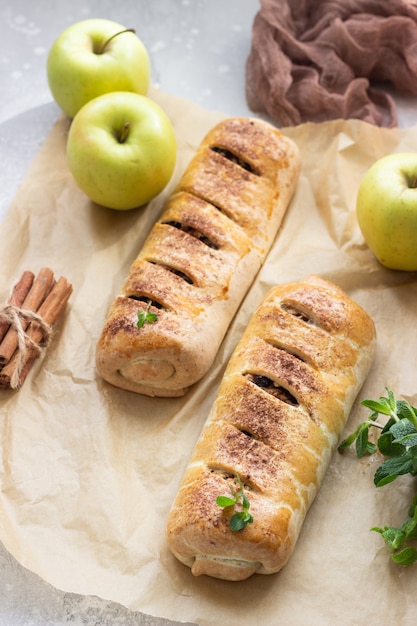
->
[96,118,300,396]
[166,275,376,580]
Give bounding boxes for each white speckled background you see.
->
[1,1,417,625]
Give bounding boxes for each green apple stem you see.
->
[117,122,131,144]
[408,174,417,188]
[97,28,136,54]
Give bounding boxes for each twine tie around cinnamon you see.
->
[0,304,52,389]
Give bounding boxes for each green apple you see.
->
[47,18,150,118]
[67,91,177,210]
[356,152,417,271]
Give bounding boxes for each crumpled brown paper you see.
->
[0,87,417,626]
[246,0,417,127]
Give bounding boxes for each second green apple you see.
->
[67,92,177,210]
[356,152,417,271]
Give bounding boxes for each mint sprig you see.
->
[371,495,417,566]
[137,300,158,329]
[216,474,254,531]
[339,388,417,566]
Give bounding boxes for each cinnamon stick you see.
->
[0,270,34,342]
[0,267,55,365]
[0,276,73,389]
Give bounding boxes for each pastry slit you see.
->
[236,427,256,440]
[244,373,299,406]
[161,220,219,250]
[233,425,283,459]
[180,189,238,226]
[280,302,318,326]
[210,146,261,176]
[147,260,194,285]
[264,340,309,365]
[126,294,165,310]
[208,465,258,493]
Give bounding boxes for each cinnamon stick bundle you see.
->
[0,268,73,390]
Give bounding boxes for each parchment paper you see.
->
[0,87,416,626]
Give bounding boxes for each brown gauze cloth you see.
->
[246,0,417,127]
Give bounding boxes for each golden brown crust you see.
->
[95,118,301,396]
[166,275,376,580]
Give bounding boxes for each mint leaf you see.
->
[137,301,158,328]
[371,525,407,550]
[216,474,254,531]
[338,422,379,455]
[230,511,253,531]
[391,547,417,566]
[216,495,235,508]
[354,423,377,457]
[396,433,417,448]
[401,518,417,542]
[408,494,417,518]
[242,494,250,510]
[386,388,397,412]
[377,430,406,459]
[390,419,417,447]
[396,400,417,426]
[361,398,392,416]
[355,423,370,457]
[374,454,414,487]
[338,426,361,450]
